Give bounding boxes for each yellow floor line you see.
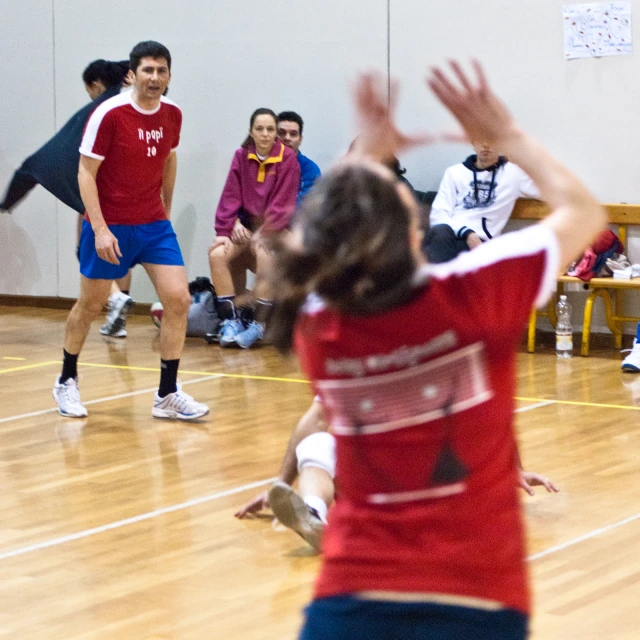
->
[1,357,27,361]
[515,396,640,411]
[3,360,637,409]
[76,361,309,384]
[0,361,60,375]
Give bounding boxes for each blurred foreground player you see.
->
[269,62,605,639]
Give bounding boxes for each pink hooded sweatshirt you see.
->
[214,138,300,237]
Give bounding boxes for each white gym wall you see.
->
[0,0,388,302]
[1,0,639,333]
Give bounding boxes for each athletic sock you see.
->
[255,297,273,327]
[120,289,130,296]
[303,495,328,523]
[60,349,79,383]
[158,358,179,398]
[216,295,236,321]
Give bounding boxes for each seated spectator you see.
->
[423,141,540,263]
[208,108,300,348]
[276,111,321,204]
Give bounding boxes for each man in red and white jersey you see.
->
[53,40,208,421]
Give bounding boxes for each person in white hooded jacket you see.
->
[423,141,540,263]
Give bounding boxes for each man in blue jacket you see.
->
[276,111,321,205]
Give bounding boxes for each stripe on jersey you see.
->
[79,92,132,160]
[317,342,493,436]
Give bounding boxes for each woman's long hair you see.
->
[269,163,418,352]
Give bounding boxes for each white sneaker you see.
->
[268,481,325,552]
[152,385,209,420]
[621,341,640,372]
[100,292,133,338]
[53,376,88,418]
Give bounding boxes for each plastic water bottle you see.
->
[556,295,573,359]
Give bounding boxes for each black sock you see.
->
[120,289,130,296]
[255,298,273,327]
[216,295,236,321]
[60,349,79,383]
[158,358,179,398]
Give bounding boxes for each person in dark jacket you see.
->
[1,59,130,217]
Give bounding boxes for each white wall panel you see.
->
[0,0,57,296]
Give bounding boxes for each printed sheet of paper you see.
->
[563,2,632,59]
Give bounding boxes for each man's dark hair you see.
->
[129,41,171,74]
[82,60,129,89]
[277,111,304,135]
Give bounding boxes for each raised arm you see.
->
[427,61,606,266]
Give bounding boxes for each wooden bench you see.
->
[509,199,640,356]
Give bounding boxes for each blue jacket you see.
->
[297,151,321,205]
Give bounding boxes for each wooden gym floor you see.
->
[0,304,639,639]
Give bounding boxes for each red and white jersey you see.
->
[79,92,182,225]
[294,224,560,615]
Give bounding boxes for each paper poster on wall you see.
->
[563,2,632,59]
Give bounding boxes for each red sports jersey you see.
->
[79,92,182,225]
[294,225,559,615]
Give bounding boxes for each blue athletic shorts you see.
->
[299,596,529,640]
[79,219,184,280]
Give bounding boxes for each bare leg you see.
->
[116,270,132,293]
[64,276,113,354]
[142,263,190,360]
[254,241,276,300]
[229,254,248,296]
[208,241,249,297]
[299,467,335,510]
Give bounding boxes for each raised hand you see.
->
[352,72,436,163]
[426,60,519,149]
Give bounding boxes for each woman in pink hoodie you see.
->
[209,108,300,348]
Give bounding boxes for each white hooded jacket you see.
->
[429,155,540,241]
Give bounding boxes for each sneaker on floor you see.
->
[234,320,264,349]
[268,481,325,552]
[101,292,133,337]
[218,318,244,347]
[152,385,209,420]
[621,341,640,372]
[53,376,88,418]
[101,316,127,338]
